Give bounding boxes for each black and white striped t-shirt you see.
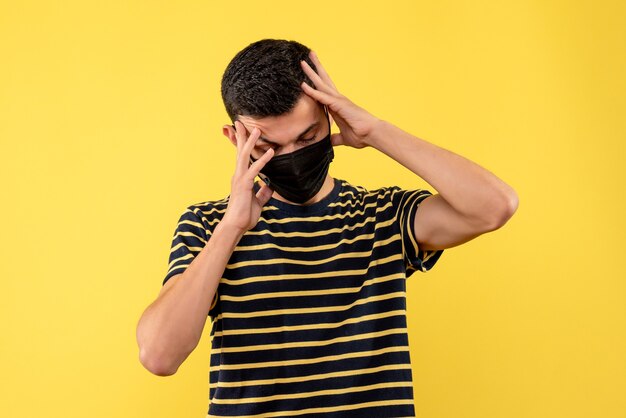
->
[163,177,444,418]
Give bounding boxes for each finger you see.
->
[235,121,257,150]
[237,125,261,174]
[308,50,338,91]
[242,125,261,160]
[234,121,252,162]
[231,122,240,170]
[233,121,249,174]
[300,59,331,94]
[246,147,274,180]
[232,121,247,172]
[255,183,274,206]
[301,80,335,104]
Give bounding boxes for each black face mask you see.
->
[248,107,334,204]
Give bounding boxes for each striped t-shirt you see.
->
[163,177,444,418]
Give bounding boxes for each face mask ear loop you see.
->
[323,105,330,133]
[323,104,333,159]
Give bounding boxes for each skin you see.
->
[136,49,520,377]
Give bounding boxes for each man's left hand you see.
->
[300,50,380,149]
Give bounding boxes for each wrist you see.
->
[363,118,390,149]
[213,219,246,244]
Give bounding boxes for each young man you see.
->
[136,39,518,417]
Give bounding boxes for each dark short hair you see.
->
[220,38,319,124]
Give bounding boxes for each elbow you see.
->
[486,189,519,230]
[139,346,179,377]
[136,315,197,377]
[493,189,519,229]
[136,313,183,377]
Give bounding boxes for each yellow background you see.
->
[1,1,624,417]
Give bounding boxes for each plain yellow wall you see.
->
[1,1,624,417]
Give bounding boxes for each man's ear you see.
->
[222,124,237,147]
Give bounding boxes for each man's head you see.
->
[220,39,336,205]
[221,39,333,159]
[221,39,319,123]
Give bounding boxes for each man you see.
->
[136,39,518,417]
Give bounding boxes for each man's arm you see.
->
[297,50,518,251]
[136,222,243,376]
[136,122,275,376]
[365,119,519,251]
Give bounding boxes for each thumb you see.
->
[255,183,274,206]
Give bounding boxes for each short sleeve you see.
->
[390,187,445,277]
[163,206,220,320]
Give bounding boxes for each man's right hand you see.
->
[220,120,275,235]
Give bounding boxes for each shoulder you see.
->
[336,179,408,204]
[179,194,231,236]
[188,195,229,216]
[335,180,435,224]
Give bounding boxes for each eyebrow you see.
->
[257,121,320,146]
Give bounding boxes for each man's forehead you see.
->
[237,105,326,144]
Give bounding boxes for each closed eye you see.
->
[256,135,317,153]
[298,136,316,144]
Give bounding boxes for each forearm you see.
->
[136,221,243,376]
[365,119,518,224]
